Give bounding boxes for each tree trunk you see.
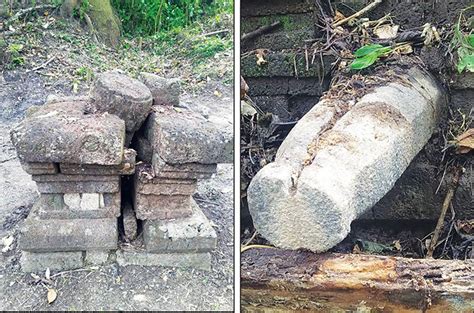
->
[241,249,474,312]
[61,0,121,47]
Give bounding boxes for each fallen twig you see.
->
[27,55,56,73]
[242,230,257,247]
[50,267,97,278]
[333,0,383,27]
[426,166,462,258]
[241,21,281,43]
[241,244,275,253]
[201,29,230,37]
[83,13,99,44]
[6,4,57,25]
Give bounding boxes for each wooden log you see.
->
[241,249,474,312]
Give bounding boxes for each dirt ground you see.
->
[0,68,234,311]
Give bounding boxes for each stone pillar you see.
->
[247,66,446,252]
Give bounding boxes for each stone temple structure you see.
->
[10,70,232,272]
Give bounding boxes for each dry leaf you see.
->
[455,128,474,154]
[374,24,399,39]
[47,288,57,304]
[393,240,402,251]
[213,90,222,98]
[255,49,267,66]
[240,76,248,99]
[45,268,50,280]
[241,100,257,117]
[334,10,346,22]
[1,235,14,253]
[421,23,441,46]
[396,44,413,55]
[352,244,361,254]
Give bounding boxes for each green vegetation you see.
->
[451,5,474,73]
[111,0,232,36]
[110,0,233,66]
[350,44,392,70]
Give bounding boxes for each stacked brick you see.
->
[241,0,334,121]
[10,70,232,272]
[116,73,232,271]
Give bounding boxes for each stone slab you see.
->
[32,174,119,182]
[20,212,118,252]
[134,193,192,220]
[143,199,217,253]
[139,72,180,106]
[37,192,121,219]
[10,100,125,165]
[20,251,84,272]
[21,162,58,175]
[36,178,120,194]
[145,107,232,164]
[84,250,111,265]
[59,149,136,175]
[135,163,197,195]
[116,250,211,271]
[90,71,153,134]
[153,154,217,174]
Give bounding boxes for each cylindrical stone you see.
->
[247,66,445,252]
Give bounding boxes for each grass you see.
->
[1,1,233,92]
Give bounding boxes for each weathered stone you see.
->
[135,163,198,195]
[21,212,118,252]
[152,170,214,180]
[80,193,100,210]
[241,0,313,16]
[247,66,445,252]
[134,136,153,163]
[37,192,121,219]
[153,154,217,174]
[143,199,217,253]
[36,178,120,194]
[135,178,197,196]
[139,72,180,106]
[20,162,58,175]
[90,71,153,134]
[45,94,91,106]
[20,251,83,272]
[11,101,125,165]
[241,52,334,78]
[122,202,138,242]
[116,250,211,271]
[64,193,81,209]
[32,174,118,182]
[252,95,291,120]
[134,193,192,220]
[145,107,232,164]
[59,149,136,175]
[84,250,111,265]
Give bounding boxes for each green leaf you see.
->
[458,54,474,73]
[350,52,379,70]
[468,34,474,48]
[354,44,385,57]
[355,239,393,254]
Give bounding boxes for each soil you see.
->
[0,12,234,311]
